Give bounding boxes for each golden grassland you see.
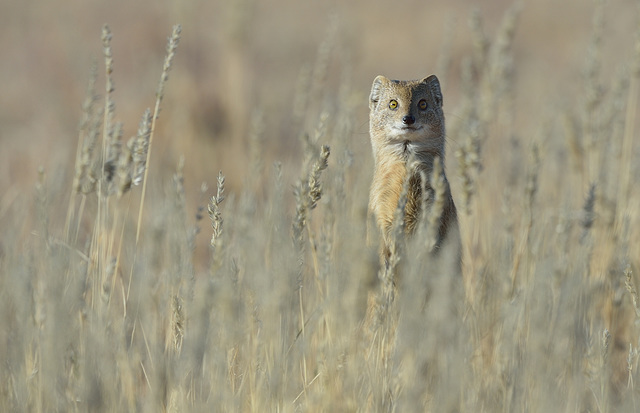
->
[2,0,640,411]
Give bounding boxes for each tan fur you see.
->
[368,75,458,259]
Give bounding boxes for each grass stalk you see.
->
[136,25,181,244]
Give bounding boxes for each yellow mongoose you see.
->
[368,75,458,261]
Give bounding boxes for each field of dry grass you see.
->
[2,0,640,411]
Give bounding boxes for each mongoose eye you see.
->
[418,99,428,110]
[389,100,398,110]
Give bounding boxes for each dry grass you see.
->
[1,1,640,411]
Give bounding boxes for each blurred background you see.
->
[2,2,640,409]
[1,0,638,223]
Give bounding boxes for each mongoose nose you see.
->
[402,115,415,125]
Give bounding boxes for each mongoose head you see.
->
[369,75,445,158]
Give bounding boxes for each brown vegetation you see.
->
[1,1,640,411]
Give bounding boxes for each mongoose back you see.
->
[368,75,458,260]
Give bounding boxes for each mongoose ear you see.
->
[370,75,389,109]
[423,75,443,107]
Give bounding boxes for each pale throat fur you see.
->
[368,74,453,245]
